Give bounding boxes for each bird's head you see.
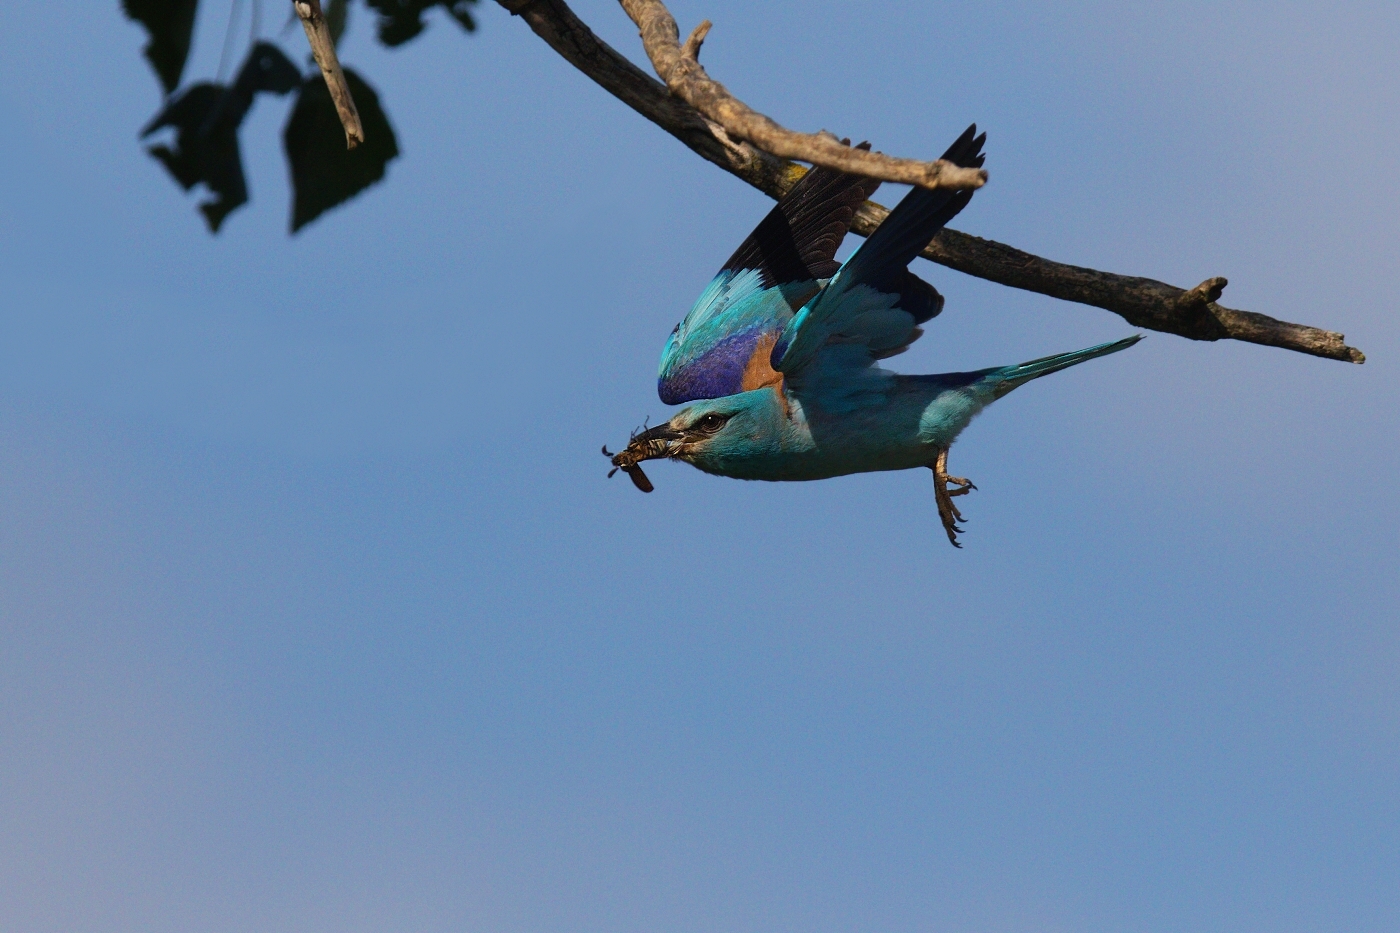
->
[603,395,773,491]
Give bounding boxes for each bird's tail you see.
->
[988,335,1142,398]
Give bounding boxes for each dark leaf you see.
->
[143,83,247,231]
[123,0,200,94]
[141,43,302,231]
[284,69,399,231]
[443,0,479,32]
[364,0,478,47]
[325,0,349,47]
[233,41,303,97]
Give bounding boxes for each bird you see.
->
[605,125,1139,546]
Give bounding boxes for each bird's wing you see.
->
[771,125,986,378]
[657,148,881,404]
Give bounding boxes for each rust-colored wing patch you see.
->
[740,332,785,392]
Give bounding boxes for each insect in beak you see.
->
[602,445,655,493]
[602,420,683,493]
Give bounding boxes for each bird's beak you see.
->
[602,422,683,493]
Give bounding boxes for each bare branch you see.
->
[496,0,1364,364]
[293,0,365,148]
[679,20,710,61]
[906,223,1366,363]
[617,0,987,192]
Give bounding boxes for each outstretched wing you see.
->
[771,125,987,377]
[657,148,881,405]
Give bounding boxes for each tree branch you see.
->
[496,0,1364,364]
[293,0,365,148]
[617,0,987,192]
[896,217,1365,362]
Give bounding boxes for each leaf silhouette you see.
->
[284,69,399,232]
[123,0,200,94]
[326,0,349,46]
[364,0,478,47]
[141,42,302,231]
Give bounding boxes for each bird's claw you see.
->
[932,449,976,548]
[946,477,976,497]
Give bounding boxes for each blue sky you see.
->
[1,1,1397,931]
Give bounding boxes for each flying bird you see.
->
[606,125,1139,546]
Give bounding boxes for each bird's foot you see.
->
[932,448,977,548]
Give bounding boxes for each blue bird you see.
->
[606,125,1139,546]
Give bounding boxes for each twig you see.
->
[293,0,364,147]
[496,0,1364,364]
[909,224,1364,362]
[617,0,986,193]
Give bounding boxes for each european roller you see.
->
[606,125,1139,546]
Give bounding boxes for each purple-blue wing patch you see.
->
[657,151,883,405]
[659,326,771,405]
[658,272,807,405]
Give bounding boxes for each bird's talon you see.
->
[932,449,976,548]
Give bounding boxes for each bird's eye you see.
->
[694,413,728,432]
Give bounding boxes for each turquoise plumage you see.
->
[608,125,1139,546]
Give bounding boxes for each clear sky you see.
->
[1,2,1397,931]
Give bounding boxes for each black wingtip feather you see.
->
[939,124,987,170]
[836,125,988,293]
[720,140,883,290]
